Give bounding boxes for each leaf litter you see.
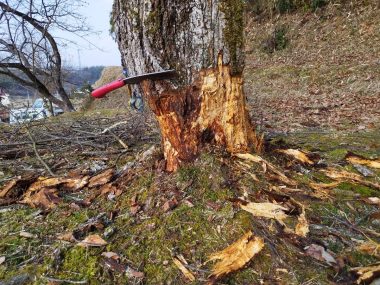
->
[1,113,380,284]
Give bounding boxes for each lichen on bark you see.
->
[219,0,245,75]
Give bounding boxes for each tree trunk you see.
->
[113,0,258,171]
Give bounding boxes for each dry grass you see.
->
[244,1,380,132]
[84,66,131,111]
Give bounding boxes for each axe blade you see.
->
[123,70,177,85]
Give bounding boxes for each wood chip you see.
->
[345,153,380,169]
[88,169,114,188]
[235,153,297,186]
[295,206,309,237]
[351,263,380,284]
[322,168,380,190]
[0,178,18,198]
[208,231,264,284]
[239,201,289,221]
[21,187,61,211]
[173,256,196,282]
[277,149,314,165]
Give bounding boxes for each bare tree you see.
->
[0,0,89,112]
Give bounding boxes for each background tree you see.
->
[112,0,259,171]
[0,0,89,112]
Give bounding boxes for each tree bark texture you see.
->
[113,0,256,171]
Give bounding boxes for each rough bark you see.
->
[113,0,256,171]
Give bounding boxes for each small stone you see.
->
[163,260,169,265]
[0,274,31,285]
[353,164,374,177]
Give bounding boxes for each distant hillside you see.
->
[82,66,131,110]
[65,66,105,87]
[0,66,105,98]
[244,0,380,132]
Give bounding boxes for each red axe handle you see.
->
[91,79,126,98]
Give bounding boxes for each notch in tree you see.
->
[112,0,260,172]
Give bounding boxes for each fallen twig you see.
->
[43,276,88,284]
[25,128,54,176]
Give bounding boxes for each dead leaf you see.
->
[78,234,107,247]
[163,197,178,212]
[103,257,144,279]
[346,153,380,169]
[88,169,114,188]
[304,244,336,265]
[0,256,5,265]
[322,168,380,190]
[207,231,264,284]
[57,232,76,243]
[351,263,380,284]
[101,252,120,260]
[173,255,196,282]
[235,153,297,186]
[357,241,380,258]
[125,267,145,279]
[277,149,314,165]
[130,205,141,216]
[239,201,289,221]
[362,197,380,207]
[100,184,120,197]
[103,257,126,273]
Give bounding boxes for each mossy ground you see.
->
[1,120,379,284]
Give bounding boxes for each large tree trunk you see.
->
[112,0,257,171]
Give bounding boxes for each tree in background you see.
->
[0,0,89,112]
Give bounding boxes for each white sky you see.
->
[59,0,121,67]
